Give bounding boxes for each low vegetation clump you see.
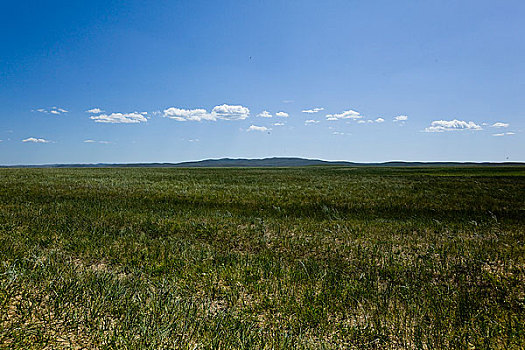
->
[1,167,524,349]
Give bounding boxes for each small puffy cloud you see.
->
[163,108,215,121]
[188,139,199,142]
[302,107,324,114]
[394,115,408,122]
[326,109,362,121]
[212,104,250,120]
[332,131,345,135]
[34,107,68,115]
[305,120,319,125]
[273,122,285,126]
[247,125,269,132]
[492,122,509,128]
[163,104,250,121]
[90,112,147,124]
[357,120,366,124]
[275,111,289,118]
[424,119,482,132]
[375,117,385,123]
[22,137,50,143]
[257,110,272,118]
[86,108,103,114]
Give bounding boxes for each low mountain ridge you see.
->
[2,157,524,168]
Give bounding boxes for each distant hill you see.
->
[1,157,524,168]
[170,157,353,167]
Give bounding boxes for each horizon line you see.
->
[1,157,525,168]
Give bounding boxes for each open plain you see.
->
[1,167,524,349]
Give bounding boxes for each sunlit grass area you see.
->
[1,167,524,349]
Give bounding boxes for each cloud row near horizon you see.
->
[23,103,515,144]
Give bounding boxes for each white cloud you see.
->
[302,107,324,114]
[86,108,103,114]
[357,120,366,124]
[163,104,250,121]
[257,110,272,118]
[394,115,408,122]
[375,118,385,123]
[424,119,482,132]
[90,112,148,124]
[273,122,285,126]
[84,139,110,144]
[332,131,345,135]
[22,137,50,143]
[326,109,362,121]
[212,104,250,120]
[275,111,289,118]
[247,125,269,132]
[305,120,319,124]
[493,132,515,137]
[163,108,215,121]
[188,139,199,142]
[35,107,68,115]
[492,122,509,128]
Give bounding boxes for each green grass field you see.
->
[1,167,524,349]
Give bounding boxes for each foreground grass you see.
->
[0,167,524,349]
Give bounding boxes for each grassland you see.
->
[0,167,524,349]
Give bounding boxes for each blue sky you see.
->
[1,0,524,164]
